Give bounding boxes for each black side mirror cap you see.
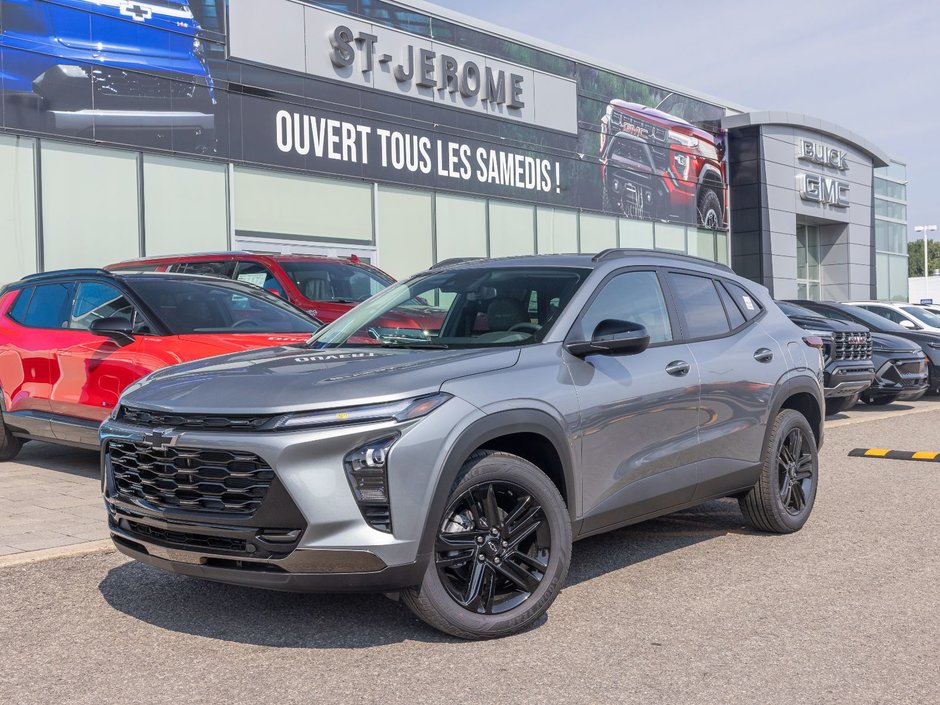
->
[89,317,135,344]
[565,320,651,357]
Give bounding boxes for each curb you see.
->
[0,539,115,569]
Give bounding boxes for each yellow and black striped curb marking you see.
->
[849,448,940,462]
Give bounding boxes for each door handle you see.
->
[754,348,774,363]
[665,360,691,377]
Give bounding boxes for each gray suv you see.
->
[101,250,825,639]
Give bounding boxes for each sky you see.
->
[430,0,940,240]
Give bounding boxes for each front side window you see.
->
[128,279,319,335]
[577,271,672,344]
[667,272,730,339]
[860,305,909,326]
[70,282,141,331]
[279,261,393,304]
[309,266,589,349]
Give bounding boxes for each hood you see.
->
[871,332,925,354]
[157,334,312,364]
[120,346,521,415]
[784,313,859,333]
[609,100,715,143]
[50,0,201,60]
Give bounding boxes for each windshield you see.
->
[308,266,590,349]
[130,278,320,335]
[776,301,823,319]
[902,306,940,327]
[279,261,394,304]
[836,304,910,334]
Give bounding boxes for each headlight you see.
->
[273,393,452,431]
[667,130,699,148]
[673,153,690,180]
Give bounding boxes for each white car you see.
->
[847,301,940,334]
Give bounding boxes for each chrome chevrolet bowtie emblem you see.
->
[120,1,153,21]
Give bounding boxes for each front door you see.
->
[565,269,701,534]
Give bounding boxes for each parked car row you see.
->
[777,300,937,415]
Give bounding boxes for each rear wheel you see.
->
[0,413,24,462]
[739,409,818,533]
[403,451,571,640]
[697,188,723,230]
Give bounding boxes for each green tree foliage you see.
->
[908,239,940,277]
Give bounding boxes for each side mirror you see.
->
[566,319,650,357]
[899,319,918,330]
[89,317,135,344]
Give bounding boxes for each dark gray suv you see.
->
[100,250,825,639]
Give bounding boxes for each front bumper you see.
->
[99,397,480,591]
[823,362,874,397]
[868,356,929,400]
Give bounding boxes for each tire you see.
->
[697,188,723,230]
[825,394,857,416]
[0,413,24,462]
[738,409,818,534]
[402,450,571,640]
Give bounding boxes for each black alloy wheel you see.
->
[435,481,551,615]
[777,427,814,515]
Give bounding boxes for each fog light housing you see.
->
[344,435,399,532]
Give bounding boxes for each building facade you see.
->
[0,0,896,299]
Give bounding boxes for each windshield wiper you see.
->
[378,342,449,350]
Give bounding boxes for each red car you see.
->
[0,269,319,459]
[107,251,446,338]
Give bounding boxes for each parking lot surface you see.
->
[1,402,938,704]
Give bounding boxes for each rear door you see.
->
[663,271,787,498]
[566,268,701,533]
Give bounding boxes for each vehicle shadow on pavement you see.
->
[11,442,99,480]
[98,499,755,647]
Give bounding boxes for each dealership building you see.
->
[0,0,908,301]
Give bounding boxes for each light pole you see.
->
[915,225,937,302]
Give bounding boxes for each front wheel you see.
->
[0,413,24,462]
[697,188,723,230]
[403,450,571,639]
[738,409,818,533]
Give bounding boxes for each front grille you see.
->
[832,331,872,361]
[611,138,652,167]
[91,68,199,100]
[610,111,669,171]
[126,520,248,553]
[109,441,274,515]
[120,406,274,431]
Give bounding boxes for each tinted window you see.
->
[234,262,285,297]
[8,288,33,324]
[70,282,139,331]
[723,281,762,321]
[667,273,729,339]
[861,305,908,326]
[580,271,672,344]
[716,284,746,329]
[900,306,940,327]
[279,261,394,304]
[128,279,318,335]
[22,283,74,329]
[175,261,235,278]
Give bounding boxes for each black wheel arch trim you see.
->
[416,409,578,560]
[765,375,825,453]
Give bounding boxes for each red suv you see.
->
[0,269,319,459]
[107,253,395,324]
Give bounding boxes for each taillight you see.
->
[803,335,826,349]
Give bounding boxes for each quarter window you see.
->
[667,273,730,339]
[722,281,763,322]
[579,271,673,344]
[8,288,34,324]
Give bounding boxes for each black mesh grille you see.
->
[832,331,872,361]
[119,406,274,431]
[126,520,247,553]
[109,441,273,515]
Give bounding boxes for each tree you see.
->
[908,239,940,277]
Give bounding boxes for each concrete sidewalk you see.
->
[0,442,106,556]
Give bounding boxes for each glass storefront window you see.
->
[874,198,907,221]
[377,186,433,280]
[488,201,535,258]
[41,141,140,270]
[579,213,617,254]
[536,207,578,254]
[0,134,37,285]
[796,224,821,300]
[144,155,228,256]
[874,177,906,201]
[435,193,487,260]
[654,223,686,253]
[619,218,654,250]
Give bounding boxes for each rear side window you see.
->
[8,288,34,324]
[722,281,763,322]
[667,273,730,339]
[20,283,74,329]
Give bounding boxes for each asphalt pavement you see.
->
[1,404,938,705]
